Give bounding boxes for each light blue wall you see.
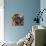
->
[4,0,40,42]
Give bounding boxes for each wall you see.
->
[40,0,46,26]
[4,0,40,42]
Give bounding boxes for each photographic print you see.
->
[12,13,24,26]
